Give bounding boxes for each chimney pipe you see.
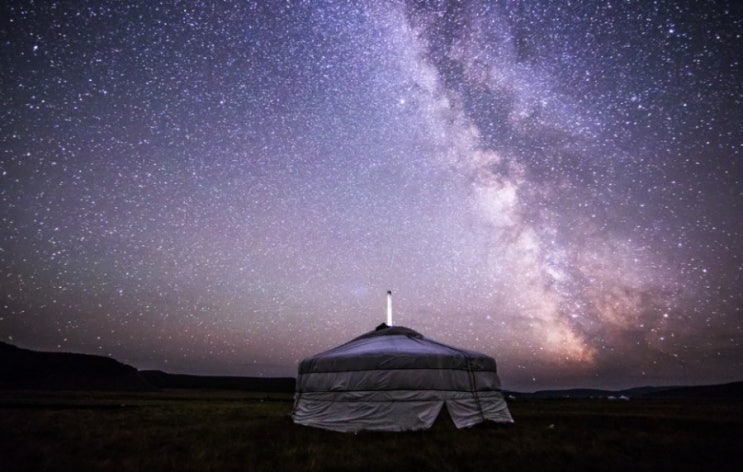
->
[387,291,392,326]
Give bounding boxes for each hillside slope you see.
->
[0,342,150,390]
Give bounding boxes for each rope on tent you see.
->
[465,354,486,423]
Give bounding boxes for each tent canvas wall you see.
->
[292,325,513,432]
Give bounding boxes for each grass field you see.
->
[1,390,741,471]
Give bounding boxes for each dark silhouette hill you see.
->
[508,381,743,399]
[140,370,295,392]
[0,342,294,392]
[0,341,151,390]
[641,381,743,399]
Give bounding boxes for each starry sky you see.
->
[1,1,740,391]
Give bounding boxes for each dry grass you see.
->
[1,390,741,471]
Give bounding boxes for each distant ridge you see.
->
[0,341,150,391]
[2,341,738,398]
[641,382,743,399]
[0,342,295,393]
[140,370,295,392]
[507,381,743,400]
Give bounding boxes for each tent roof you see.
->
[298,325,498,373]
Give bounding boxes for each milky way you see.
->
[1,1,740,390]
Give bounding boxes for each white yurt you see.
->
[292,323,513,432]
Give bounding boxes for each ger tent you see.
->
[292,325,513,432]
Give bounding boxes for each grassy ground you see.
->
[1,390,741,471]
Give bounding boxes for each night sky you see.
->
[1,1,740,391]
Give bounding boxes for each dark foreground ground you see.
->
[1,390,741,471]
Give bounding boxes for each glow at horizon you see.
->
[1,1,740,390]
